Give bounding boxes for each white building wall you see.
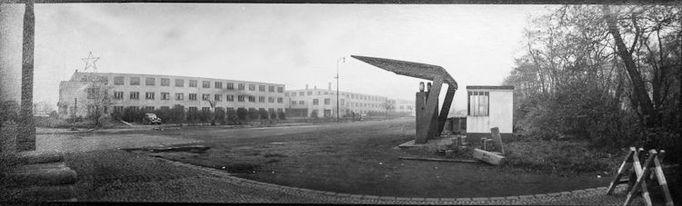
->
[466,88,513,134]
[57,81,90,118]
[58,72,287,118]
[285,88,407,118]
[394,99,415,116]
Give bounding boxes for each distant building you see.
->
[394,99,415,116]
[57,71,286,119]
[465,85,514,142]
[284,83,413,118]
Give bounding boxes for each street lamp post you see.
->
[335,57,345,122]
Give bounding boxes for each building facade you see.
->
[284,84,413,118]
[58,71,286,119]
[394,99,415,116]
[465,85,514,142]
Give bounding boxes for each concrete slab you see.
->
[17,151,64,164]
[6,162,77,187]
[36,133,202,153]
[398,140,422,148]
[473,148,505,165]
[397,136,458,150]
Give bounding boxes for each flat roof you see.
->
[72,71,286,86]
[466,85,514,90]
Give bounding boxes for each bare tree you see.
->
[83,73,112,127]
[503,5,682,149]
[205,99,216,125]
[382,99,395,119]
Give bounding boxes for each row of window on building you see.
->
[111,106,284,114]
[100,76,283,92]
[108,91,283,103]
[398,105,413,110]
[285,90,385,101]
[289,98,385,108]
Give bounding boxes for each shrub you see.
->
[186,109,199,124]
[227,109,240,125]
[236,108,248,121]
[119,107,144,123]
[278,111,286,120]
[169,105,185,124]
[33,116,69,128]
[215,108,226,124]
[247,109,259,121]
[513,81,640,149]
[198,110,212,123]
[504,140,618,174]
[258,109,269,120]
[642,127,681,164]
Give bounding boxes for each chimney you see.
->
[306,84,309,89]
[328,82,331,90]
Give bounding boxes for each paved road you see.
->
[35,119,406,153]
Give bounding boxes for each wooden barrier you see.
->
[606,147,674,206]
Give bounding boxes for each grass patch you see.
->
[131,118,612,198]
[0,152,21,200]
[263,153,288,158]
[226,162,261,173]
[245,151,261,156]
[504,140,621,175]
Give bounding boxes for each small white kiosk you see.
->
[465,85,514,145]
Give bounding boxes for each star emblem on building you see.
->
[81,51,100,72]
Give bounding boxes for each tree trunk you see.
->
[18,1,36,151]
[602,5,658,128]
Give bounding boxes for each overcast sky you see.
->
[34,3,555,111]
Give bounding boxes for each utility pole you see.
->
[335,57,345,121]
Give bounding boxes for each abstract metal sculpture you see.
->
[351,55,457,144]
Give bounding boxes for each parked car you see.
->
[143,113,162,125]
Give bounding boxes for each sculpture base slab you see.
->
[397,135,464,150]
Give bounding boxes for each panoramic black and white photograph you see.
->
[0,1,680,205]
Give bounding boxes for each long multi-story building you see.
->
[284,83,413,118]
[57,71,286,118]
[394,99,415,116]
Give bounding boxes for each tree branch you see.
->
[629,12,641,55]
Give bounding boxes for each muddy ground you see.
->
[129,118,611,198]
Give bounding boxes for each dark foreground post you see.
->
[18,0,36,151]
